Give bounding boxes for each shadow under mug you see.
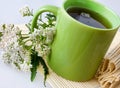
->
[31,0,120,81]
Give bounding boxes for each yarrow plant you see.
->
[0,6,56,86]
[0,24,32,72]
[19,5,33,17]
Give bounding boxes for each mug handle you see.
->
[31,5,59,32]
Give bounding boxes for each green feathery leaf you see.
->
[0,32,3,41]
[30,49,40,81]
[39,56,49,86]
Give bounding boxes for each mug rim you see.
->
[62,0,120,31]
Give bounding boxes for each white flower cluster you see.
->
[0,23,56,72]
[19,5,33,17]
[30,27,56,57]
[0,24,32,72]
[0,6,56,73]
[0,24,20,49]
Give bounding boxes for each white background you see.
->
[0,0,120,88]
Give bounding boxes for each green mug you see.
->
[31,0,120,81]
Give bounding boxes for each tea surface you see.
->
[67,7,107,29]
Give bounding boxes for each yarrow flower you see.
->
[0,23,56,72]
[0,24,32,72]
[45,27,56,45]
[0,6,56,85]
[19,5,33,17]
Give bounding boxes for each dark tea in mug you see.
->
[67,7,108,29]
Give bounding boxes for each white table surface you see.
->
[0,0,120,88]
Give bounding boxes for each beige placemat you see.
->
[45,70,100,88]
